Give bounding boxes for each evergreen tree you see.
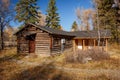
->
[15,0,40,24]
[46,0,60,29]
[71,21,78,31]
[58,25,63,30]
[93,0,120,43]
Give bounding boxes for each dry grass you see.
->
[0,45,120,80]
[10,62,72,80]
[64,48,110,63]
[108,43,120,59]
[52,47,120,70]
[54,58,120,69]
[0,48,71,80]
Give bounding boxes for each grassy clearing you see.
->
[53,57,120,69]
[0,48,47,80]
[0,49,74,80]
[51,44,120,70]
[0,45,120,80]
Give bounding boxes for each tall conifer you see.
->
[15,0,40,24]
[46,0,60,29]
[71,21,78,31]
[94,0,119,42]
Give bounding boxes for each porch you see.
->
[73,38,108,52]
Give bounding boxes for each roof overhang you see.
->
[74,37,111,39]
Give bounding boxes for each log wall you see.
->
[51,36,73,54]
[35,30,51,54]
[16,25,74,55]
[17,25,36,54]
[64,39,73,49]
[51,38,61,53]
[17,34,29,54]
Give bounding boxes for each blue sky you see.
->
[11,0,93,31]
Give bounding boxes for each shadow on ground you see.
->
[0,54,26,63]
[10,62,71,80]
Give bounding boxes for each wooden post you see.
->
[94,39,96,48]
[83,40,85,50]
[73,39,76,53]
[50,37,53,53]
[105,39,108,51]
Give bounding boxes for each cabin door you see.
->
[29,35,36,53]
[29,40,35,53]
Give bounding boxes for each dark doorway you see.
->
[29,39,35,53]
[28,34,36,53]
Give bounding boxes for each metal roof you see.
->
[15,23,111,38]
[71,30,111,39]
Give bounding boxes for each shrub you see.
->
[87,48,110,61]
[64,48,110,63]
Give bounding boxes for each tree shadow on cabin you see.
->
[10,62,72,80]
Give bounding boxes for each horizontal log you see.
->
[35,43,50,45]
[36,37,50,40]
[36,46,49,48]
[36,50,49,52]
[37,53,49,54]
[36,50,50,52]
[51,50,61,52]
[36,39,50,41]
[35,46,50,48]
[37,33,49,35]
[52,47,61,48]
[35,44,49,46]
[36,40,50,42]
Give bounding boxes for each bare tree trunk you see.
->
[96,3,100,47]
[0,22,4,50]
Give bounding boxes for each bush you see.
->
[88,48,110,61]
[64,48,110,63]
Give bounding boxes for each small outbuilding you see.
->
[15,23,74,56]
[15,23,111,56]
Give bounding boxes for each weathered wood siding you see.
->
[16,25,74,55]
[51,37,61,53]
[17,25,36,54]
[51,36,73,54]
[64,38,73,49]
[17,33,29,53]
[35,30,51,54]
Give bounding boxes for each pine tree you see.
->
[93,0,119,43]
[71,21,78,31]
[46,0,60,29]
[15,0,40,24]
[58,25,63,30]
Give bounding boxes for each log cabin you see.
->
[15,23,74,56]
[15,23,111,56]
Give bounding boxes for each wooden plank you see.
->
[105,39,108,51]
[83,40,85,50]
[73,40,76,53]
[36,37,50,39]
[94,39,96,48]
[35,44,49,46]
[50,37,53,49]
[35,40,50,42]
